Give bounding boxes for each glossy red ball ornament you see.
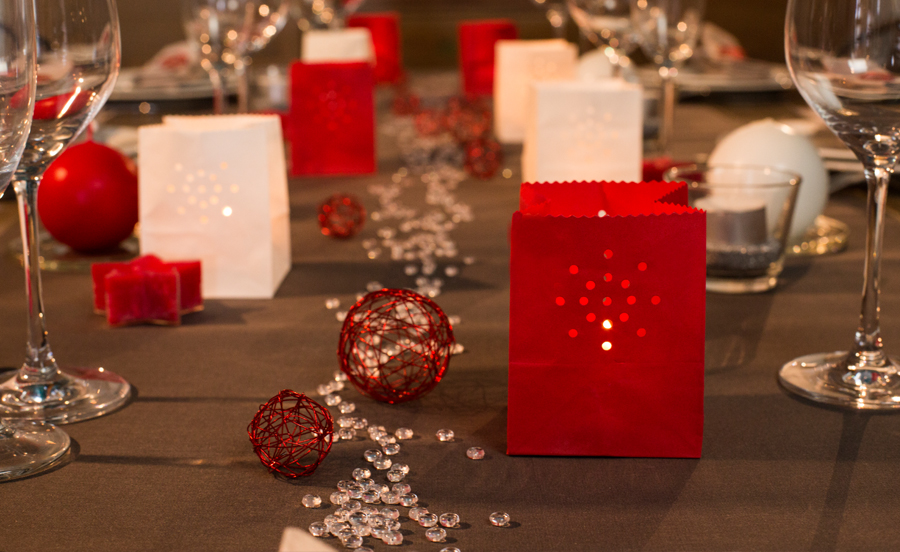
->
[248,390,334,479]
[464,137,503,179]
[37,141,138,253]
[338,289,455,404]
[317,193,366,238]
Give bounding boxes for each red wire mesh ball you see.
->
[248,390,334,478]
[445,96,492,144]
[318,193,366,238]
[464,137,503,179]
[338,289,455,404]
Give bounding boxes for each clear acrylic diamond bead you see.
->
[317,383,333,396]
[440,548,461,552]
[439,513,460,528]
[381,491,400,505]
[445,265,459,277]
[383,443,400,456]
[352,417,368,430]
[467,446,485,460]
[338,428,356,440]
[399,493,418,507]
[341,533,363,549]
[373,457,393,470]
[364,449,383,462]
[353,468,372,481]
[339,402,356,414]
[490,511,511,527]
[325,394,342,406]
[386,469,405,482]
[425,527,447,543]
[394,427,414,440]
[330,491,350,505]
[301,494,322,508]
[435,429,455,442]
[393,463,410,474]
[361,490,380,504]
[381,507,400,520]
[391,483,411,495]
[309,521,328,537]
[334,370,349,382]
[338,416,355,428]
[418,513,438,527]
[382,530,403,546]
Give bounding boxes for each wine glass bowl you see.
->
[531,0,570,38]
[779,0,900,409]
[567,0,638,71]
[0,0,72,481]
[0,0,132,424]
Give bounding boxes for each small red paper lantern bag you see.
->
[508,180,706,458]
[347,12,404,84]
[289,61,376,176]
[458,20,518,97]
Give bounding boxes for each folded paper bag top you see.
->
[138,114,291,299]
[301,27,375,65]
[508,180,706,458]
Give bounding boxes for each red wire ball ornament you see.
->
[338,289,456,404]
[317,193,366,238]
[247,390,334,478]
[464,137,503,179]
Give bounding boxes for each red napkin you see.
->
[508,181,706,458]
[458,19,518,96]
[289,61,376,176]
[347,12,404,84]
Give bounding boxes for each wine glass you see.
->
[630,0,705,155]
[567,0,639,76]
[779,0,900,408]
[0,0,131,424]
[0,0,72,481]
[532,0,570,38]
[184,0,290,114]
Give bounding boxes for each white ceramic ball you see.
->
[708,118,828,242]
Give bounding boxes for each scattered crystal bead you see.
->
[445,265,459,277]
[309,522,328,537]
[325,298,341,310]
[467,447,485,460]
[440,548,461,552]
[436,429,455,442]
[418,513,438,527]
[357,548,374,552]
[463,256,476,265]
[373,457,392,470]
[408,507,429,521]
[369,483,390,494]
[349,512,368,526]
[337,480,352,492]
[302,494,322,508]
[338,416,355,428]
[334,508,352,521]
[364,449,383,463]
[490,511,510,527]
[367,514,387,529]
[382,530,403,546]
[393,463,410,474]
[377,435,397,446]
[336,311,348,322]
[386,469,405,482]
[426,527,447,543]
[339,402,356,414]
[338,428,356,440]
[317,383,333,396]
[345,499,362,511]
[381,491,400,505]
[353,468,372,481]
[439,513,460,528]
[347,484,364,499]
[448,315,461,326]
[332,380,345,392]
[404,264,418,276]
[361,490,380,504]
[341,534,363,549]
[391,483,411,495]
[381,507,400,520]
[353,525,371,537]
[330,522,350,536]
[331,491,350,505]
[383,443,400,455]
[394,427,414,440]
[399,493,418,507]
[352,417,368,430]
[361,505,379,516]
[325,394,342,406]
[366,281,384,292]
[334,370,349,382]
[452,343,465,354]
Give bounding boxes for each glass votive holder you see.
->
[664,164,801,293]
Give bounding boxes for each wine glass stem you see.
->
[12,176,60,384]
[852,164,891,365]
[658,72,677,157]
[208,65,226,115]
[235,59,249,114]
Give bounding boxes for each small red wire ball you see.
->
[338,289,455,404]
[318,194,366,239]
[464,138,503,179]
[248,390,334,478]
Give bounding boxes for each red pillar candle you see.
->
[458,19,518,97]
[347,12,403,84]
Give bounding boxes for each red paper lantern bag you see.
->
[289,62,376,176]
[458,20,518,96]
[508,180,706,458]
[347,12,404,84]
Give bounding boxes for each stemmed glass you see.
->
[0,0,131,424]
[567,0,639,76]
[779,0,900,408]
[0,0,71,481]
[531,0,570,38]
[630,0,705,155]
[184,0,290,114]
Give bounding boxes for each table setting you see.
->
[4,0,900,551]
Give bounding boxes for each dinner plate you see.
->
[110,67,232,102]
[639,59,794,95]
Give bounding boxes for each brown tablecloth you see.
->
[5,95,900,552]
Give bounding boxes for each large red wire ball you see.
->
[317,193,366,238]
[248,390,334,478]
[338,289,455,404]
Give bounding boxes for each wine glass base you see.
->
[0,367,131,424]
[0,419,70,482]
[706,274,777,294]
[779,351,900,409]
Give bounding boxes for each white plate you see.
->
[110,67,233,102]
[639,59,794,95]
